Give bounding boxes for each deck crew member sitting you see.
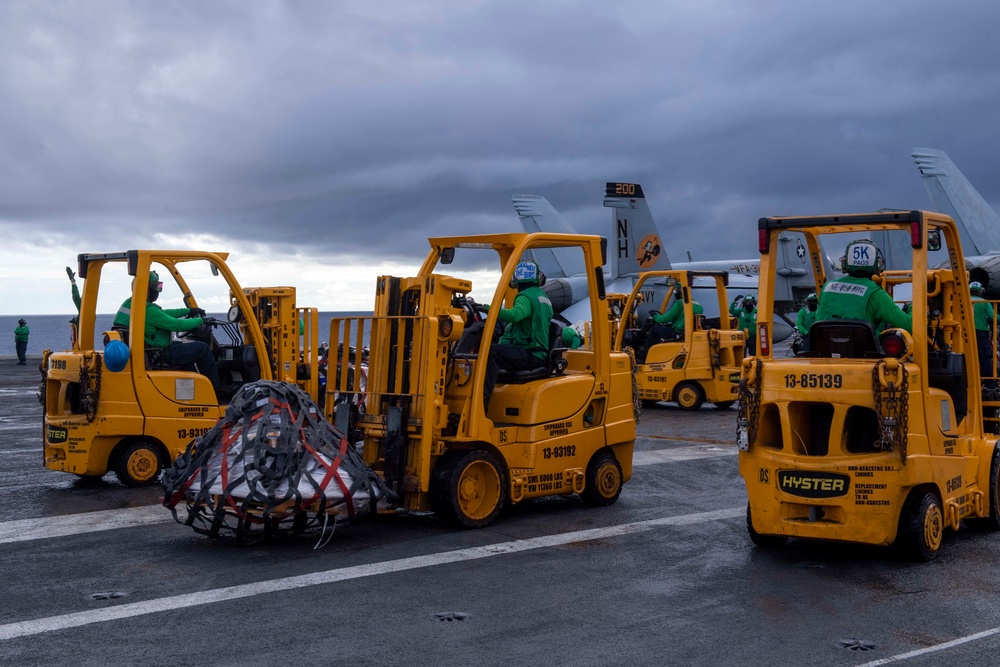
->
[645,289,702,353]
[562,325,583,350]
[814,239,912,332]
[483,259,553,410]
[113,271,224,393]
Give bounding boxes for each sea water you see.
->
[0,313,371,358]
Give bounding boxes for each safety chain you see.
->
[737,358,763,450]
[626,347,642,420]
[872,359,909,459]
[37,349,51,407]
[78,353,102,423]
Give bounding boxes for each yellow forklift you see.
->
[327,232,637,527]
[614,270,745,410]
[42,250,319,487]
[740,211,1000,560]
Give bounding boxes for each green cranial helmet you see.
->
[146,270,162,302]
[743,295,757,310]
[842,238,885,276]
[806,292,818,303]
[971,281,985,297]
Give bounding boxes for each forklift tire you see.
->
[582,450,623,506]
[896,491,944,562]
[114,441,163,488]
[674,382,705,411]
[966,447,1000,531]
[746,504,788,548]
[714,401,736,410]
[431,449,506,528]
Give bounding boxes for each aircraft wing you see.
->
[512,194,587,279]
[912,147,1000,255]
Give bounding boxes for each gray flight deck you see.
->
[2,356,1000,666]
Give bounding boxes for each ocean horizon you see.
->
[0,312,372,359]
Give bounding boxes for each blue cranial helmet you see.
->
[104,339,130,372]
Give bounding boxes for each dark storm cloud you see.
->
[2,0,1000,272]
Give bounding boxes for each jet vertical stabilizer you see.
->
[512,194,586,279]
[913,147,1000,256]
[512,194,598,320]
[603,182,671,277]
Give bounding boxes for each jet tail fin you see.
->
[512,194,586,279]
[604,182,670,278]
[912,147,1000,255]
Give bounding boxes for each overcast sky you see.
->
[2,0,999,314]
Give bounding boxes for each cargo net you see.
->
[162,380,394,544]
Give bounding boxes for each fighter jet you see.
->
[913,147,1000,297]
[513,182,803,341]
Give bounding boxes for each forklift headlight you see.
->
[879,329,912,359]
[438,315,464,342]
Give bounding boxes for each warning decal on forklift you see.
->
[854,483,890,506]
[525,472,564,493]
[778,470,849,498]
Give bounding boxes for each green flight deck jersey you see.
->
[497,285,554,359]
[654,299,703,331]
[113,298,203,349]
[815,275,912,332]
[973,296,995,332]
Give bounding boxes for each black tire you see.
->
[674,381,705,411]
[582,450,623,506]
[967,447,1000,530]
[113,441,163,487]
[746,504,788,548]
[895,491,944,562]
[430,449,506,528]
[714,401,736,410]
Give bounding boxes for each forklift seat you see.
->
[808,320,881,359]
[497,320,569,384]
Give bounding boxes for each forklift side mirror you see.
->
[927,230,942,252]
[228,305,243,323]
[440,248,455,265]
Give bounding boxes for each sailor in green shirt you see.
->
[14,318,29,365]
[795,292,819,353]
[67,266,82,346]
[644,290,702,353]
[730,294,758,354]
[561,326,583,349]
[971,281,996,387]
[815,239,912,333]
[484,259,554,409]
[113,271,223,393]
